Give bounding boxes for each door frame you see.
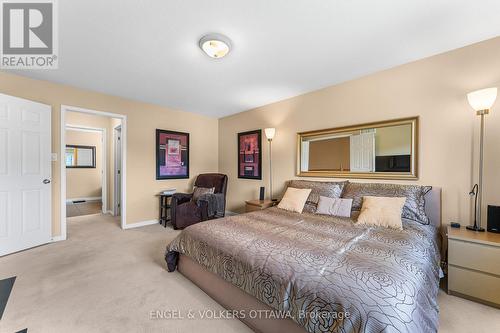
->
[113,124,121,216]
[60,105,127,238]
[65,124,107,214]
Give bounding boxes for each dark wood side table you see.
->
[245,199,277,213]
[158,194,173,227]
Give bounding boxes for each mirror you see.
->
[66,145,96,168]
[297,117,418,179]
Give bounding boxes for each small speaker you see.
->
[487,205,500,233]
[259,187,265,201]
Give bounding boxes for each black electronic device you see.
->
[487,205,500,233]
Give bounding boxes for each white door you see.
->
[350,132,375,172]
[114,126,122,216]
[0,93,51,256]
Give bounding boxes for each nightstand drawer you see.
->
[448,266,500,306]
[448,239,500,276]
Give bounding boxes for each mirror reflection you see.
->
[298,118,417,179]
[66,145,96,168]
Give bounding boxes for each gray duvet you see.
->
[165,207,441,333]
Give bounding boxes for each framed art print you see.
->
[238,129,262,179]
[156,129,189,179]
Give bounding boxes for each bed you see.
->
[165,188,442,333]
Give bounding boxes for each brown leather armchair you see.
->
[170,173,228,229]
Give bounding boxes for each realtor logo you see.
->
[1,0,58,69]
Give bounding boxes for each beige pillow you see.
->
[277,187,312,213]
[356,196,406,230]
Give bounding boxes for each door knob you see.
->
[43,179,51,184]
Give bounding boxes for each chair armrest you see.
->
[172,192,193,206]
[171,193,193,229]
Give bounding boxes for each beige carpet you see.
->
[66,201,103,217]
[0,214,499,333]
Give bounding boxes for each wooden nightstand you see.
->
[447,225,500,308]
[245,200,276,213]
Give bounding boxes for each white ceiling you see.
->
[9,0,500,118]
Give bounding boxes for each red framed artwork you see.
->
[156,129,189,179]
[238,129,262,179]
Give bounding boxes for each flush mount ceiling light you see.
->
[199,33,231,59]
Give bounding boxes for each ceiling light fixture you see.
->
[199,33,231,59]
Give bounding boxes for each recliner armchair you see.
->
[170,173,228,229]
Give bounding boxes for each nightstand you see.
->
[447,225,500,308]
[245,200,276,213]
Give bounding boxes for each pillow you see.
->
[192,186,215,202]
[286,180,347,213]
[356,196,407,230]
[342,182,432,224]
[316,196,353,218]
[277,187,312,213]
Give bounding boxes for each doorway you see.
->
[65,125,106,218]
[60,105,127,239]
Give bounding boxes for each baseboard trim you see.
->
[105,210,114,215]
[123,219,158,230]
[225,210,238,216]
[51,235,66,242]
[66,197,102,203]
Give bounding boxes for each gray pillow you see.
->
[192,186,215,202]
[341,182,432,224]
[316,196,353,218]
[286,180,348,213]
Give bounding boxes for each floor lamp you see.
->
[264,128,276,201]
[466,87,497,232]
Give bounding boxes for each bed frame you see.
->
[177,188,442,333]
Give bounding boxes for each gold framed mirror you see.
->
[297,117,418,180]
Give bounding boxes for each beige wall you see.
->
[66,129,103,199]
[219,37,500,228]
[0,72,219,237]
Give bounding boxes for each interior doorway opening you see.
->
[60,105,127,238]
[65,125,106,218]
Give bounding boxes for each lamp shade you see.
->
[467,87,497,111]
[264,128,276,140]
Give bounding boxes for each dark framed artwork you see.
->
[156,129,189,180]
[238,129,262,179]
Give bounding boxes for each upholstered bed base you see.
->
[177,188,442,333]
[178,254,306,333]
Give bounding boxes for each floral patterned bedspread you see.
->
[165,207,441,333]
